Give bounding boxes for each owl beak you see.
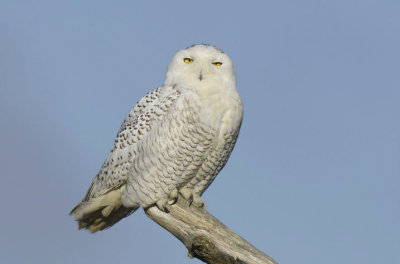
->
[199,69,203,81]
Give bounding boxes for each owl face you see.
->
[165,44,236,88]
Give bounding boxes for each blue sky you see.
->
[0,1,399,263]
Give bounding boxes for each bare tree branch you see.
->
[144,195,278,264]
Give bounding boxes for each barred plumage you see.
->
[70,44,243,232]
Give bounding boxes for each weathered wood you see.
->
[145,195,278,264]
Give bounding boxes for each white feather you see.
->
[71,44,243,232]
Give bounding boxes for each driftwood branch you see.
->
[144,194,278,264]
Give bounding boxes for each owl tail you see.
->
[70,186,139,233]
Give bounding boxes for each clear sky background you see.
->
[1,1,399,263]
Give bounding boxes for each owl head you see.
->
[165,44,236,89]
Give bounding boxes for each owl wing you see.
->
[84,85,180,200]
[70,84,180,232]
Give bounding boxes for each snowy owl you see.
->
[70,44,243,232]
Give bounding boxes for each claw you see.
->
[168,188,178,205]
[192,193,204,207]
[179,187,204,207]
[179,187,194,204]
[156,198,169,212]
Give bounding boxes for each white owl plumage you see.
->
[70,44,243,232]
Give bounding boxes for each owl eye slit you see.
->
[212,62,223,66]
[183,58,194,63]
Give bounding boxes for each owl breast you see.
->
[185,83,243,131]
[122,84,242,208]
[182,87,243,195]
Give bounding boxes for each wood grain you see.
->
[145,195,278,264]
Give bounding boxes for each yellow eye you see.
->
[212,61,223,66]
[183,58,193,63]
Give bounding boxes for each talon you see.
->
[168,188,178,205]
[192,193,204,207]
[179,187,194,203]
[156,198,169,212]
[179,187,204,207]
